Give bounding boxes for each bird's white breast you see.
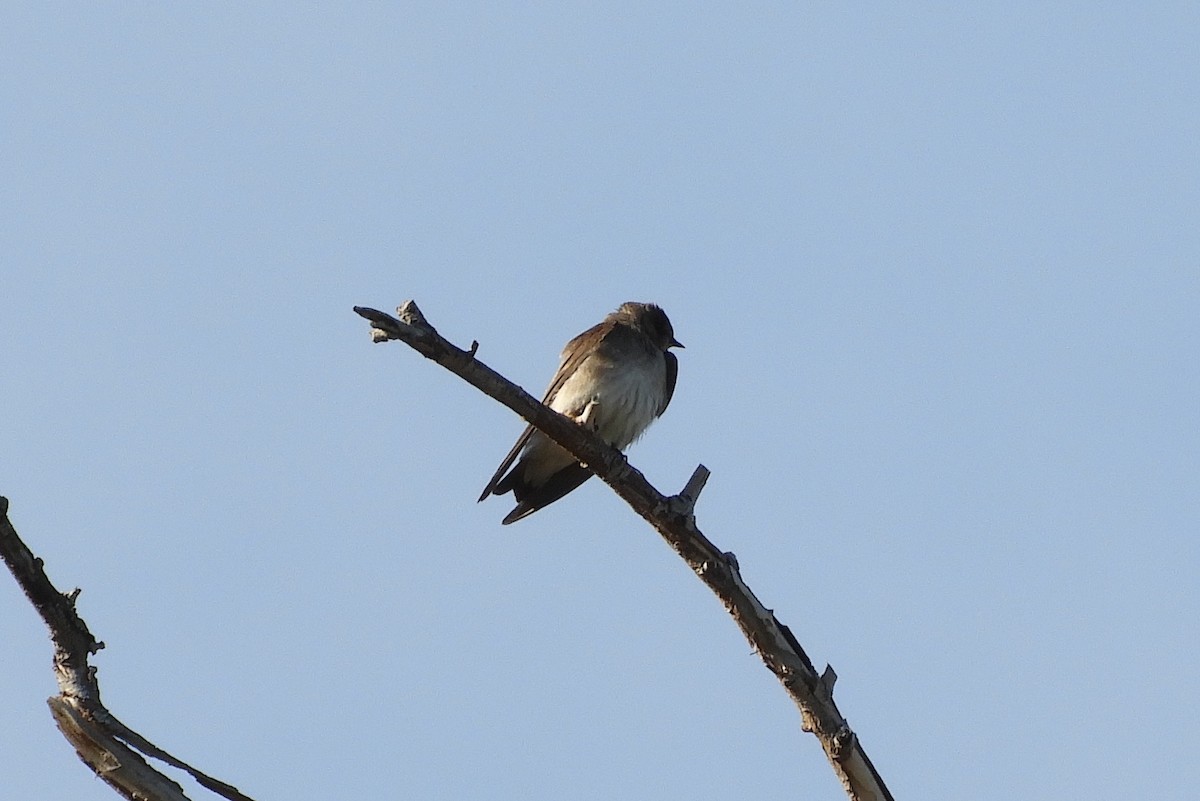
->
[549,351,666,450]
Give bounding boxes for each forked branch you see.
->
[0,498,256,801]
[354,300,894,801]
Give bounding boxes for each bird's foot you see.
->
[576,398,603,432]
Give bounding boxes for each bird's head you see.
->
[618,302,684,351]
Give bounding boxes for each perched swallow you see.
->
[479,302,683,524]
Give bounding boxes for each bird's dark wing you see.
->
[501,463,594,525]
[657,350,678,417]
[477,320,615,502]
[476,428,535,502]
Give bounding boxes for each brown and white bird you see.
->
[479,302,683,524]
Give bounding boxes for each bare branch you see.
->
[354,301,895,801]
[668,464,710,518]
[0,497,257,801]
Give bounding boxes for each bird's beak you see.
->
[670,338,684,349]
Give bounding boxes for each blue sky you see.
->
[2,4,1197,800]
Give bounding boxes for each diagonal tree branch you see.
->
[354,300,894,801]
[0,497,257,801]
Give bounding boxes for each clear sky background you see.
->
[3,4,1197,800]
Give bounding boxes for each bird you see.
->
[479,301,683,524]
